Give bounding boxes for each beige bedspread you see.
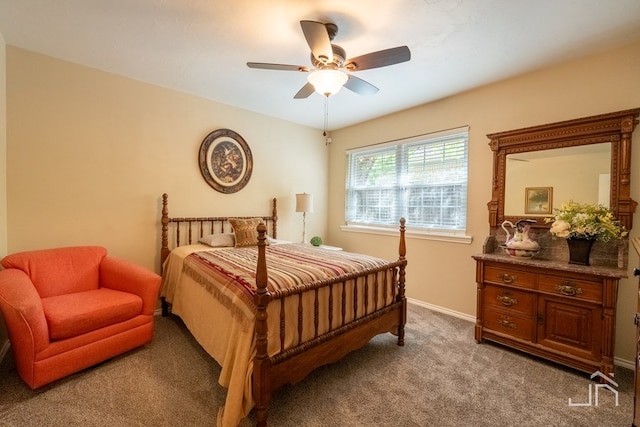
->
[160,243,396,427]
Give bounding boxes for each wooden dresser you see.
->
[473,253,626,375]
[475,109,639,376]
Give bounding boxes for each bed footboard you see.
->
[253,219,407,427]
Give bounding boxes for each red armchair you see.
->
[0,246,160,389]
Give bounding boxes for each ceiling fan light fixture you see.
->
[307,69,348,96]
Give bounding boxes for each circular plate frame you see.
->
[198,129,253,194]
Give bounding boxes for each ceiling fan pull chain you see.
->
[323,95,329,136]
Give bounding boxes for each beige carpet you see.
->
[0,304,633,426]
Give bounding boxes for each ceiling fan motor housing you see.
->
[325,23,338,40]
[311,44,346,68]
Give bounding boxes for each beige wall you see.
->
[5,47,328,271]
[328,41,640,364]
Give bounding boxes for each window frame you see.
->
[342,126,473,244]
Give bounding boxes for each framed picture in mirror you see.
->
[525,187,552,214]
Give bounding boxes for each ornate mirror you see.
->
[487,108,640,230]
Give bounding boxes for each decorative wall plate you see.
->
[198,129,253,194]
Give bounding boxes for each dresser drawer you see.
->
[483,307,534,341]
[484,266,536,289]
[537,274,602,303]
[484,285,535,316]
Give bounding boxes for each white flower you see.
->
[549,220,571,238]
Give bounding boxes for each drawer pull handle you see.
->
[556,282,583,296]
[497,317,517,329]
[498,273,517,284]
[497,294,518,306]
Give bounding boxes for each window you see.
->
[345,127,469,235]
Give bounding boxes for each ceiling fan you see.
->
[247,20,411,99]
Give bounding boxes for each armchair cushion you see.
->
[42,288,143,341]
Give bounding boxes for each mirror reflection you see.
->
[504,144,611,217]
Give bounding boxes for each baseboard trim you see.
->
[615,356,635,370]
[407,298,476,323]
[406,298,635,371]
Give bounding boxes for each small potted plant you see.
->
[544,201,627,265]
[310,236,323,247]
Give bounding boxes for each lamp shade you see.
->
[307,70,348,96]
[296,193,314,213]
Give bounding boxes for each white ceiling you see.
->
[1,0,640,131]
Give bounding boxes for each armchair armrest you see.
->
[0,269,50,361]
[99,257,161,315]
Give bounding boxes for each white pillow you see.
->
[199,233,235,247]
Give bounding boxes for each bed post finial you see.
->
[397,217,407,346]
[161,194,170,269]
[272,198,278,239]
[398,217,406,259]
[160,194,171,316]
[254,222,271,426]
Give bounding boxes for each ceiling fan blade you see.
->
[300,20,333,64]
[247,62,309,72]
[344,75,379,96]
[294,82,316,99]
[345,46,411,71]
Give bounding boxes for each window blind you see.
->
[345,127,469,231]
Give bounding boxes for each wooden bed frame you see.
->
[159,193,407,426]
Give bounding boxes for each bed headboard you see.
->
[160,193,278,267]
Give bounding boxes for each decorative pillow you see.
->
[198,233,235,247]
[229,218,269,247]
[266,236,279,245]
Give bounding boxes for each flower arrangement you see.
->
[544,201,627,242]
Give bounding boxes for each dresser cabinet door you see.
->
[537,296,602,361]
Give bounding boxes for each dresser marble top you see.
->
[472,252,628,279]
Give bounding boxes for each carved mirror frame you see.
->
[487,108,640,231]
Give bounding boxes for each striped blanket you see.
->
[181,243,393,315]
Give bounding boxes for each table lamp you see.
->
[295,193,314,244]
